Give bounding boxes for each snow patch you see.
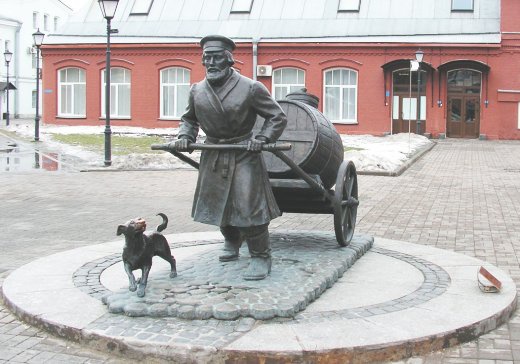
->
[8,123,432,173]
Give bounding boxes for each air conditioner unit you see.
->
[27,46,36,55]
[256,65,272,77]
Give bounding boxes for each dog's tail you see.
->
[156,213,168,232]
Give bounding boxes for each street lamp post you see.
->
[33,29,45,141]
[3,49,12,127]
[98,0,120,167]
[415,49,424,135]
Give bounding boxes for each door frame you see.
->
[391,68,427,134]
[446,68,482,139]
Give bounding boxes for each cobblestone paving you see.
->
[1,138,520,363]
[86,234,373,320]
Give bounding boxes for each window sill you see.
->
[159,117,181,121]
[57,115,86,119]
[331,120,358,125]
[99,117,131,120]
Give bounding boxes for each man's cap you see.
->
[200,35,236,52]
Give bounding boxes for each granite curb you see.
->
[357,140,436,177]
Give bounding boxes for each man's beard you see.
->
[206,68,230,85]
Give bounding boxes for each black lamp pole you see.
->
[4,49,12,127]
[33,29,45,141]
[98,0,119,167]
[415,49,424,135]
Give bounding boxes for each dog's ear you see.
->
[116,225,126,236]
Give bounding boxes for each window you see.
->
[32,90,37,108]
[518,102,520,130]
[58,68,86,117]
[33,12,38,29]
[392,69,427,122]
[231,0,253,13]
[130,0,154,15]
[160,67,190,119]
[447,69,481,94]
[338,0,360,12]
[54,16,59,31]
[101,67,131,118]
[323,68,358,124]
[44,14,49,31]
[452,0,473,11]
[272,68,305,101]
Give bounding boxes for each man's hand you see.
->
[247,137,267,152]
[171,138,191,152]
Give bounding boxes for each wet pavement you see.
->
[0,133,71,173]
[0,124,520,363]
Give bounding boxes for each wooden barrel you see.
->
[255,94,344,189]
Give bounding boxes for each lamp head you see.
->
[33,28,45,47]
[3,49,12,63]
[98,0,120,20]
[415,49,424,63]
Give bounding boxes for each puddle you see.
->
[0,139,63,172]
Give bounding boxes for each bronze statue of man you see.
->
[173,35,287,280]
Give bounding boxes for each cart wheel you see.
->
[333,160,359,246]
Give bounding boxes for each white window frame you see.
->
[54,16,59,32]
[160,67,190,119]
[58,67,86,118]
[272,68,305,101]
[130,0,154,15]
[451,0,473,11]
[518,102,520,130]
[323,68,358,124]
[231,0,254,13]
[101,67,131,118]
[33,12,38,29]
[44,14,49,31]
[338,0,361,12]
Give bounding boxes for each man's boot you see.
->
[243,226,271,280]
[219,226,242,262]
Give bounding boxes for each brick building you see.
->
[42,0,520,139]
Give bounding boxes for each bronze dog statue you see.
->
[116,213,177,297]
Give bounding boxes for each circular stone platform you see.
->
[1,231,517,363]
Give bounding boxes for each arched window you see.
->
[160,67,190,119]
[101,67,131,118]
[272,68,305,100]
[323,68,358,124]
[58,67,86,117]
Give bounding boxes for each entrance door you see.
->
[446,69,481,138]
[392,69,427,134]
[447,96,480,138]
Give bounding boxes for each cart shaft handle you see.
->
[151,142,292,152]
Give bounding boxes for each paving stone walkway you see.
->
[0,137,520,363]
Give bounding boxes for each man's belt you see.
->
[205,132,254,178]
[205,132,252,145]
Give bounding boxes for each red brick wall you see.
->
[42,36,520,139]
